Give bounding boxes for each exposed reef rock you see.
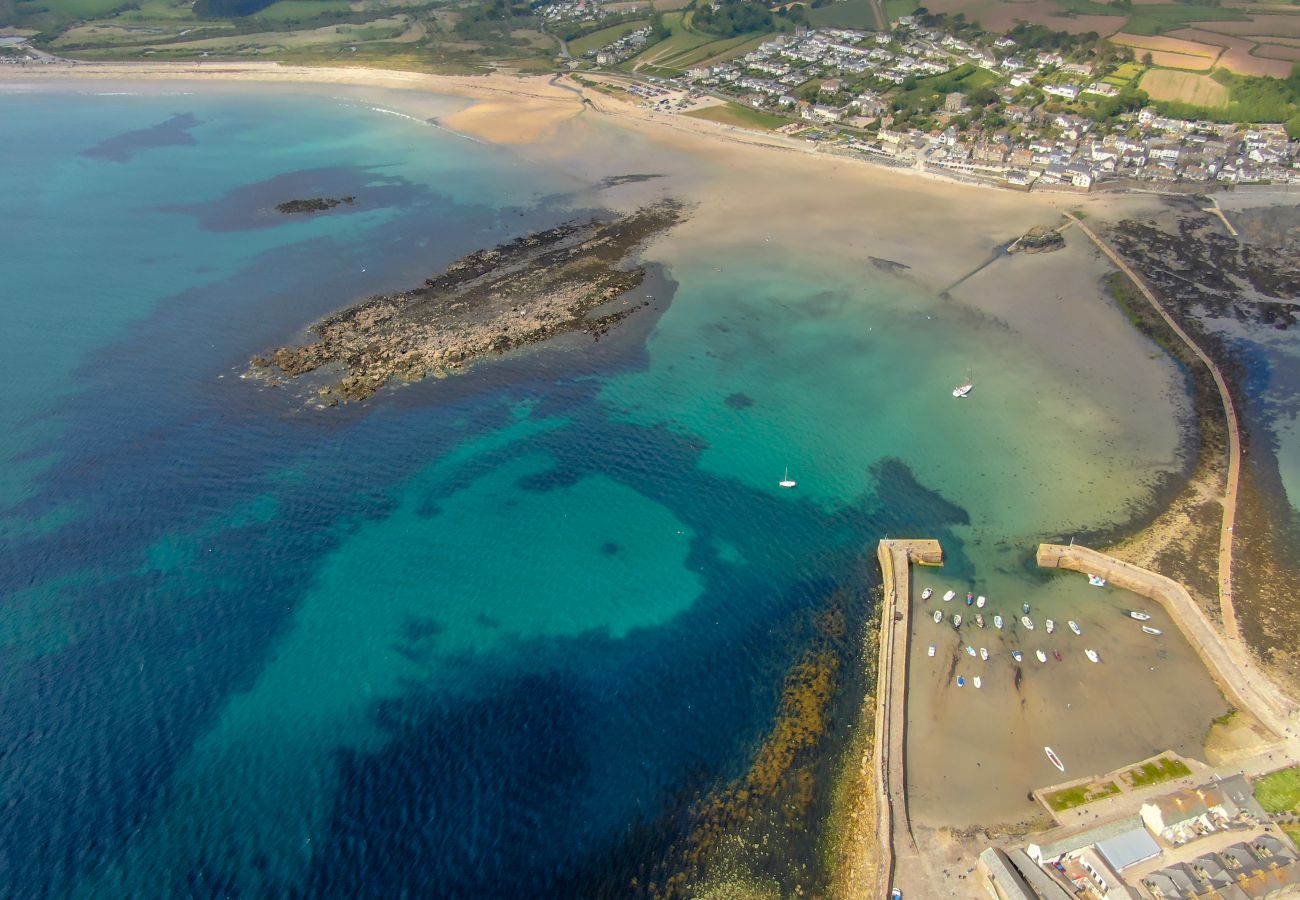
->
[1011,224,1064,254]
[250,200,686,403]
[275,196,356,214]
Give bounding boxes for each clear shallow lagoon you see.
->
[0,86,1188,896]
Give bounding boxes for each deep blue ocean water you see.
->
[0,86,1189,897]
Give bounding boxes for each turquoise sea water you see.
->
[0,85,1188,896]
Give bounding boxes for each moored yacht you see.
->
[993,614,1004,630]
[1128,610,1152,621]
[1035,649,1047,663]
[973,676,982,689]
[1046,619,1055,634]
[1011,650,1024,662]
[975,613,985,628]
[928,644,937,657]
[921,587,933,600]
[943,590,956,602]
[1021,616,1034,630]
[965,645,976,657]
[979,647,989,661]
[953,613,962,628]
[1142,625,1163,636]
[1085,649,1100,663]
[976,595,986,608]
[1088,574,1106,587]
[1068,620,1081,636]
[933,610,943,624]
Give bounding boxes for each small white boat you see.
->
[1088,574,1106,587]
[1068,620,1081,636]
[979,647,989,661]
[921,587,933,600]
[1128,610,1152,621]
[933,610,943,624]
[1011,650,1023,662]
[973,676,982,689]
[928,644,937,657]
[779,467,797,489]
[1045,746,1065,772]
[1046,619,1055,635]
[965,645,976,657]
[976,595,986,608]
[1085,649,1100,663]
[952,381,973,398]
[975,613,985,628]
[1021,616,1034,630]
[953,613,962,627]
[1035,649,1047,663]
[1142,625,1162,636]
[993,614,1004,630]
[943,590,956,602]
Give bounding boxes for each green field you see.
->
[1044,780,1122,812]
[1122,4,1249,36]
[568,19,649,57]
[625,11,769,75]
[1123,756,1193,789]
[884,0,918,24]
[894,62,999,109]
[1254,766,1300,813]
[252,0,351,22]
[1103,61,1146,86]
[684,101,789,130]
[808,0,879,30]
[16,0,129,19]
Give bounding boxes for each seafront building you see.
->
[979,774,1300,898]
[573,14,1300,191]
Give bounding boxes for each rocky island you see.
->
[275,196,356,214]
[251,199,685,403]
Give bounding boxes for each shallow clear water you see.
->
[0,86,1189,897]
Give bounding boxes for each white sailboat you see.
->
[921,587,933,600]
[976,595,986,608]
[933,610,943,624]
[993,614,1003,630]
[1046,619,1056,635]
[1068,620,1081,636]
[1085,649,1100,663]
[779,467,797,489]
[943,590,956,602]
[952,367,974,398]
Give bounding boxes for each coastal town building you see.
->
[600,17,1300,193]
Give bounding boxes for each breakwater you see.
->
[874,539,942,898]
[1036,543,1294,739]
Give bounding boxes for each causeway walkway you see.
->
[1063,212,1243,645]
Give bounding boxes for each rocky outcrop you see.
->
[275,196,356,214]
[250,199,685,403]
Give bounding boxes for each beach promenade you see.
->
[875,539,942,899]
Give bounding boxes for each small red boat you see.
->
[1053,649,1062,662]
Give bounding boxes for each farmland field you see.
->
[1139,67,1231,105]
[568,19,649,57]
[1121,4,1248,36]
[1169,26,1294,76]
[1109,31,1221,69]
[918,0,1125,35]
[809,0,882,29]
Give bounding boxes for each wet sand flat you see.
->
[905,570,1229,828]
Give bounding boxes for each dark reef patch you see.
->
[724,393,754,409]
[81,112,200,163]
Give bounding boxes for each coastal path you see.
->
[1063,212,1243,647]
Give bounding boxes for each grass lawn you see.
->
[1045,780,1122,812]
[684,101,789,130]
[1122,4,1249,36]
[252,0,351,22]
[1053,0,1125,17]
[1254,766,1300,814]
[567,19,648,57]
[1124,756,1193,789]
